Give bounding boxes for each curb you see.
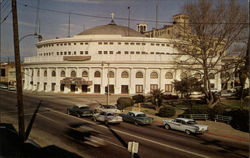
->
[206,132,250,142]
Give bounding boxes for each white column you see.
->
[115,68,119,94]
[144,68,147,94]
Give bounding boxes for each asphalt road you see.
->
[0,89,249,158]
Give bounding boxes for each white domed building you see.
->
[23,20,221,94]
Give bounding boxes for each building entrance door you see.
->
[60,84,65,92]
[121,85,129,94]
[70,84,76,92]
[82,85,88,93]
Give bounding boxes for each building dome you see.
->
[78,23,145,37]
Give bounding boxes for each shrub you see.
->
[208,105,225,120]
[132,94,145,103]
[157,105,176,117]
[225,109,249,132]
[116,97,134,110]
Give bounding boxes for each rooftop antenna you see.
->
[127,6,131,36]
[155,0,159,29]
[68,12,71,37]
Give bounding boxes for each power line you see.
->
[1,1,11,15]
[1,9,11,24]
[18,2,249,25]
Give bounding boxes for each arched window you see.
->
[44,70,47,77]
[136,72,143,78]
[51,71,56,77]
[82,71,88,77]
[121,71,129,78]
[194,73,201,79]
[150,72,158,79]
[61,70,65,77]
[208,73,215,79]
[94,71,101,78]
[37,70,40,77]
[107,71,114,78]
[71,70,76,77]
[180,72,187,79]
[165,72,173,79]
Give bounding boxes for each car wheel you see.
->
[134,121,138,126]
[77,113,81,118]
[185,130,191,135]
[164,124,170,130]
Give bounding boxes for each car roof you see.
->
[129,111,145,115]
[75,104,89,108]
[176,118,195,122]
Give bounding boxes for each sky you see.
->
[0,0,248,61]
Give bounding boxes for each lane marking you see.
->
[46,107,210,158]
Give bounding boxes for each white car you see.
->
[93,111,123,124]
[95,105,121,114]
[163,118,208,135]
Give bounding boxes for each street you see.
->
[0,89,249,158]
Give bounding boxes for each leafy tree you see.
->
[173,0,248,108]
[173,77,203,99]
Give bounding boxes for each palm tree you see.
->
[150,89,164,111]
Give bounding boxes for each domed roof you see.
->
[78,23,145,37]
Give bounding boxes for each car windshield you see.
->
[80,106,89,110]
[136,114,146,117]
[103,105,116,109]
[187,121,197,125]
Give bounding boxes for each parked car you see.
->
[93,111,123,124]
[221,90,236,97]
[65,123,106,147]
[0,84,8,89]
[67,104,93,117]
[120,111,153,125]
[163,118,208,135]
[8,86,16,91]
[95,104,121,114]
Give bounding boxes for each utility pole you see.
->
[12,0,25,142]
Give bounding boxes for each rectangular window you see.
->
[210,83,215,89]
[150,52,154,54]
[125,51,129,54]
[64,52,67,55]
[64,43,67,46]
[151,43,155,46]
[116,51,121,54]
[109,51,113,54]
[161,43,165,46]
[125,42,129,45]
[142,43,146,45]
[57,52,59,55]
[108,85,114,94]
[130,51,134,54]
[57,44,59,46]
[121,85,129,94]
[94,84,101,93]
[68,51,71,55]
[98,42,102,45]
[118,42,121,45]
[80,51,83,55]
[130,42,135,45]
[136,85,143,93]
[85,42,88,45]
[85,51,88,55]
[74,43,76,45]
[136,51,140,54]
[109,42,113,45]
[136,43,140,45]
[104,42,108,45]
[0,69,6,77]
[68,43,71,45]
[165,84,172,92]
[44,82,47,91]
[156,43,160,46]
[104,51,108,54]
[80,42,83,45]
[98,51,102,54]
[51,83,56,91]
[150,84,158,91]
[74,51,76,55]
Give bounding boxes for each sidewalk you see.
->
[123,108,250,144]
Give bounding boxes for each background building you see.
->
[23,18,221,94]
